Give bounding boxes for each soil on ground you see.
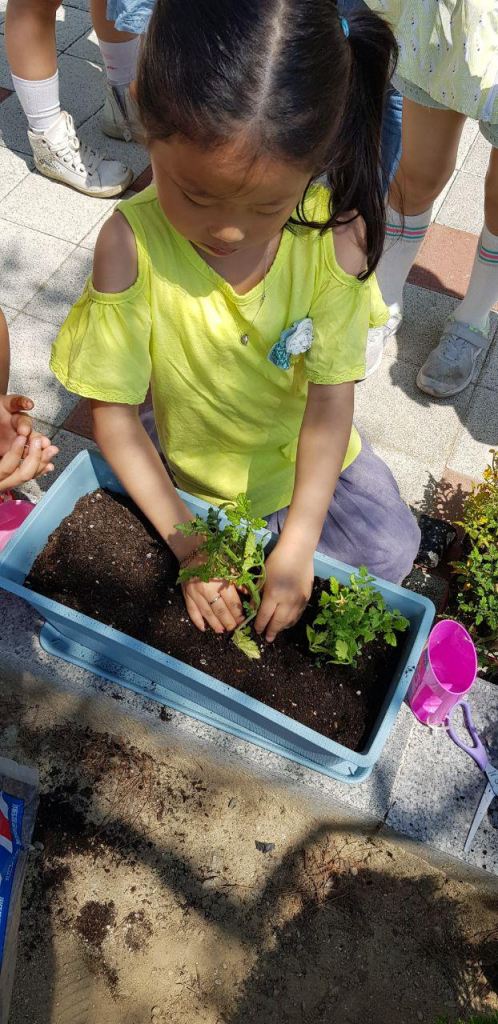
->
[2,691,497,1024]
[26,489,405,751]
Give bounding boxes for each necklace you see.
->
[230,241,272,346]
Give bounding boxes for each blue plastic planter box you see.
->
[0,451,434,784]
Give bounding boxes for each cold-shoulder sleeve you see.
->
[304,243,389,386]
[50,266,152,405]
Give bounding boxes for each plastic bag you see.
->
[0,757,39,1024]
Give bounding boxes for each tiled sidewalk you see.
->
[0,2,497,516]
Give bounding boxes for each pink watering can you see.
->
[0,499,34,552]
[407,619,478,726]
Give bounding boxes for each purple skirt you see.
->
[140,406,420,585]
[264,439,420,585]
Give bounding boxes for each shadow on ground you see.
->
[2,683,497,1024]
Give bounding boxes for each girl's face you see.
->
[150,134,311,258]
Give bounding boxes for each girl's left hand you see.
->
[254,541,313,643]
[0,394,35,456]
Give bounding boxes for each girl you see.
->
[364,0,498,397]
[50,0,420,643]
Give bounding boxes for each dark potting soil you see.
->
[26,489,405,751]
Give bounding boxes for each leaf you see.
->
[232,628,261,660]
[335,638,350,663]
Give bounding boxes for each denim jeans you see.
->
[338,0,403,187]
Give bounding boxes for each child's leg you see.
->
[378,99,466,313]
[417,135,498,397]
[265,442,421,586]
[90,0,142,143]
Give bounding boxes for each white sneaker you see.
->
[101,82,144,144]
[361,309,403,379]
[28,111,133,198]
[416,318,490,398]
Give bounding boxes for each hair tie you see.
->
[341,16,350,37]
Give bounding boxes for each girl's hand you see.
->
[0,395,35,456]
[181,552,245,634]
[254,541,313,642]
[0,433,59,493]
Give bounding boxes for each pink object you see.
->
[407,620,477,726]
[0,499,34,552]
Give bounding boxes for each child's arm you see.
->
[91,214,244,635]
[254,381,354,642]
[92,401,245,634]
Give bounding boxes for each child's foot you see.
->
[362,309,403,379]
[101,82,144,144]
[28,111,133,198]
[416,318,490,398]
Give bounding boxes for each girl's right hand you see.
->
[0,433,59,492]
[181,552,245,634]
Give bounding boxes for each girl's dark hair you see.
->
[137,0,397,278]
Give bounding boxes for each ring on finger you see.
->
[209,594,222,607]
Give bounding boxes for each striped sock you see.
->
[377,204,432,311]
[453,224,498,332]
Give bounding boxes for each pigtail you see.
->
[297,7,398,279]
[330,9,398,277]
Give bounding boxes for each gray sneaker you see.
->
[362,309,403,379]
[416,318,490,398]
[101,82,144,144]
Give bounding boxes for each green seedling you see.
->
[176,493,266,659]
[307,565,409,667]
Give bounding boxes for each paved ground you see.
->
[0,0,498,883]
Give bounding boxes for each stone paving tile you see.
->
[24,246,93,325]
[436,169,485,235]
[0,217,73,309]
[431,171,457,219]
[447,386,498,479]
[61,396,93,439]
[422,466,476,522]
[2,305,19,325]
[0,168,124,243]
[480,327,498,391]
[0,146,32,202]
[386,679,498,874]
[59,53,107,127]
[390,283,498,369]
[455,118,480,170]
[0,56,105,154]
[54,4,92,53]
[462,131,492,178]
[66,27,104,65]
[78,109,149,178]
[7,314,78,427]
[408,223,481,302]
[78,197,121,248]
[64,0,90,10]
[355,352,474,468]
[0,38,12,90]
[370,441,446,514]
[130,165,153,193]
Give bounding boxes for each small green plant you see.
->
[176,493,267,659]
[450,449,498,676]
[307,565,409,667]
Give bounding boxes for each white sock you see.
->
[97,36,139,101]
[11,70,60,134]
[376,204,433,312]
[452,223,498,332]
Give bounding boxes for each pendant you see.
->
[240,333,249,346]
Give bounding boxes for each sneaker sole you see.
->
[416,366,478,398]
[101,118,144,145]
[34,159,134,198]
